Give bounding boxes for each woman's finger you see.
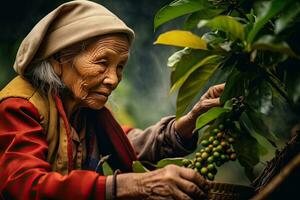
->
[178,167,210,191]
[193,98,221,113]
[172,186,193,200]
[175,178,207,199]
[212,83,225,91]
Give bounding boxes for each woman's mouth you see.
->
[94,91,110,97]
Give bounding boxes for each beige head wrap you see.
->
[13,0,135,75]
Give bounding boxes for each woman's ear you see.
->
[49,57,62,76]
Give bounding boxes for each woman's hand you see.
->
[115,165,210,200]
[175,83,225,140]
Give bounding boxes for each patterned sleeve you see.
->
[126,116,198,163]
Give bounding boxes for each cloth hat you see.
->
[13,0,135,75]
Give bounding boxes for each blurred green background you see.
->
[1,0,299,186]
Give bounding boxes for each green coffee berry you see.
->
[207,156,214,163]
[207,172,215,180]
[200,167,208,175]
[201,152,209,160]
[213,140,220,147]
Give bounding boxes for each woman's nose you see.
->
[103,68,119,88]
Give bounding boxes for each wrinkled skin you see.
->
[50,34,129,117]
[115,165,210,200]
[175,83,225,140]
[50,34,224,199]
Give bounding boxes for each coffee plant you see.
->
[148,0,300,181]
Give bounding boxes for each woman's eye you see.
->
[97,59,108,65]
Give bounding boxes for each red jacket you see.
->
[0,97,137,200]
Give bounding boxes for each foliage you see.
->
[153,0,300,180]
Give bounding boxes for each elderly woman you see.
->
[0,1,224,200]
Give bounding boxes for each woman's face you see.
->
[58,34,129,110]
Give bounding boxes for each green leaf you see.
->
[156,158,184,168]
[198,16,245,41]
[102,161,113,176]
[232,122,260,181]
[154,0,211,30]
[176,57,223,118]
[259,67,291,104]
[247,0,293,43]
[195,107,229,130]
[171,55,222,93]
[275,2,300,34]
[170,50,212,86]
[154,30,207,49]
[242,110,277,147]
[132,161,149,173]
[184,8,224,30]
[246,79,273,114]
[251,35,299,58]
[220,67,247,103]
[239,118,269,156]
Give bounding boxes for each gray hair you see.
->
[27,60,65,95]
[25,39,90,95]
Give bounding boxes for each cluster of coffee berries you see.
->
[182,125,236,180]
[181,97,245,180]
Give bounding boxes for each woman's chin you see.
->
[81,95,107,110]
[85,100,106,110]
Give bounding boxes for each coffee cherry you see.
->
[195,162,201,168]
[221,154,229,161]
[228,137,235,143]
[207,172,215,180]
[213,151,220,158]
[218,124,225,131]
[200,167,208,175]
[182,159,191,167]
[196,157,203,163]
[208,136,214,143]
[230,153,237,161]
[212,128,220,135]
[207,156,214,163]
[226,148,233,154]
[205,147,211,153]
[201,152,209,160]
[216,145,223,152]
[216,132,223,139]
[201,140,210,147]
[207,164,215,171]
[221,141,229,148]
[213,140,220,147]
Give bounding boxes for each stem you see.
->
[258,65,294,106]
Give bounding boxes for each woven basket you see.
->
[207,182,255,200]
